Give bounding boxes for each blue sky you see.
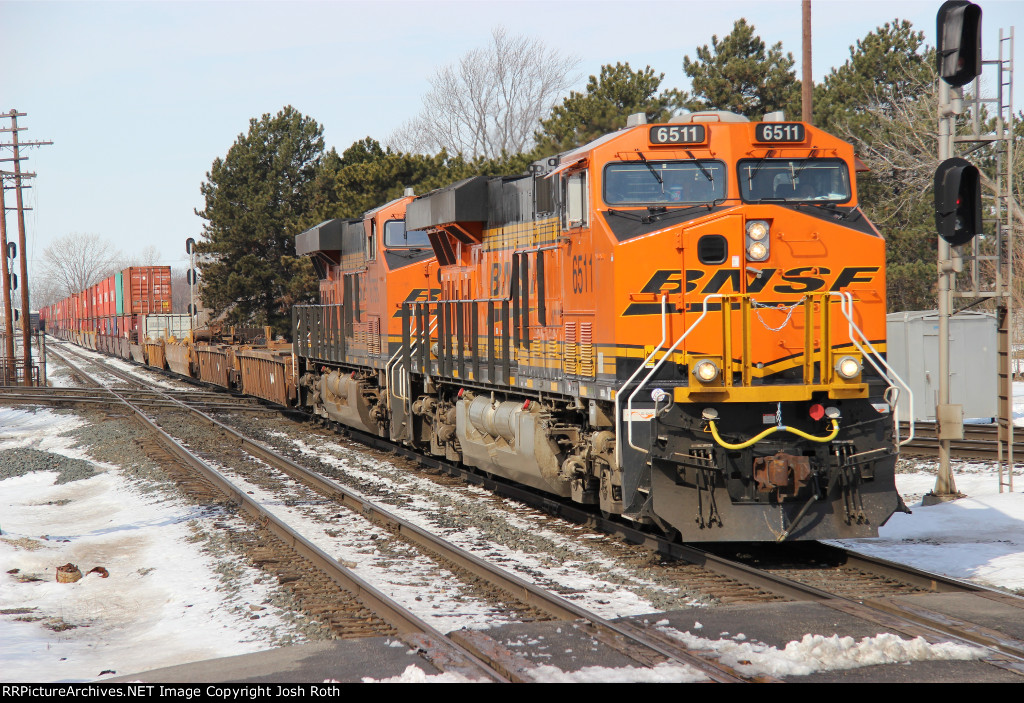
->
[4,0,1022,285]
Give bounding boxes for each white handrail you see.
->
[615,291,912,464]
[620,294,724,462]
[830,291,915,447]
[614,296,667,468]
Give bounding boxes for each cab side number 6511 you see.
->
[571,254,593,294]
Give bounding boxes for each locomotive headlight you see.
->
[693,359,720,383]
[746,220,769,241]
[746,241,769,261]
[745,220,770,261]
[835,356,862,379]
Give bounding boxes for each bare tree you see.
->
[27,273,65,311]
[836,69,940,225]
[119,244,163,269]
[37,233,122,301]
[388,28,578,158]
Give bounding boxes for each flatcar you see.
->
[292,110,911,542]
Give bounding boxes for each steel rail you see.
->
[42,341,771,681]
[41,338,1024,678]
[41,344,510,682]
[898,421,1024,460]
[335,424,1024,670]
[174,402,766,682]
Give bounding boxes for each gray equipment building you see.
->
[886,310,997,423]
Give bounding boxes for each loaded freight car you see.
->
[43,266,176,361]
[122,266,173,315]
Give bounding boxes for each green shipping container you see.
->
[115,272,124,315]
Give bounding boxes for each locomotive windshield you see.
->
[384,219,431,248]
[738,158,851,203]
[603,160,727,205]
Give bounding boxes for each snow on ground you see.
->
[197,452,526,633]
[1,399,1023,682]
[360,629,988,683]
[0,407,298,682]
[46,341,192,391]
[834,458,1024,592]
[273,431,697,620]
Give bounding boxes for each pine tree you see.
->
[814,20,933,135]
[195,106,324,335]
[681,19,800,120]
[813,21,937,311]
[308,137,532,222]
[533,63,683,154]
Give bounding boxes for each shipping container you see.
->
[118,314,134,340]
[139,313,190,341]
[115,272,124,315]
[95,275,116,318]
[123,266,172,315]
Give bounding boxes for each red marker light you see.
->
[457,388,465,398]
[809,403,825,421]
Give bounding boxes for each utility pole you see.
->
[0,180,15,382]
[0,110,53,386]
[802,0,813,124]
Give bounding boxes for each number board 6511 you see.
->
[649,125,706,145]
[754,123,806,143]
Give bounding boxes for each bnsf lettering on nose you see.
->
[642,267,877,295]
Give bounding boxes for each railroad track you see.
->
[0,385,284,415]
[32,342,776,682]
[239,400,1024,678]
[40,343,508,681]
[24,341,1024,680]
[309,413,1024,675]
[898,421,1023,461]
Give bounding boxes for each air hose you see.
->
[707,418,840,450]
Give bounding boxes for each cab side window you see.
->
[367,220,377,261]
[563,171,588,229]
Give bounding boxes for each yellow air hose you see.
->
[707,418,840,450]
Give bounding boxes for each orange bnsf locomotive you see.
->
[296,110,909,542]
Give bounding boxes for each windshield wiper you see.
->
[685,150,715,184]
[607,204,714,225]
[787,149,818,185]
[605,207,645,221]
[747,149,775,182]
[634,149,663,185]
